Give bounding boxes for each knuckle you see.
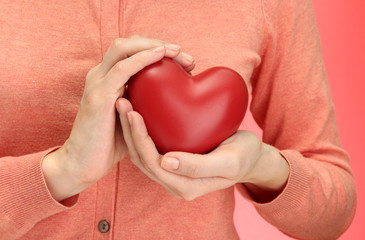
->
[111,38,128,52]
[85,64,100,81]
[112,61,127,74]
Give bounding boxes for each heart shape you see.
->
[127,58,248,154]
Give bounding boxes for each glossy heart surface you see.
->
[127,58,248,154]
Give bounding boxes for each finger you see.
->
[184,61,196,73]
[126,110,189,183]
[100,37,182,76]
[173,52,195,72]
[126,109,242,201]
[125,110,239,200]
[104,46,166,92]
[131,35,183,59]
[126,111,163,173]
[125,111,187,188]
[113,113,128,164]
[160,145,241,179]
[116,98,143,163]
[116,98,180,197]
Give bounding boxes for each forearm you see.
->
[245,149,356,240]
[235,139,356,239]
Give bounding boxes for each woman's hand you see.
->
[117,98,290,201]
[42,36,196,201]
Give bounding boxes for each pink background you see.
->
[234,0,365,239]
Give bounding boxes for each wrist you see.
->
[42,146,89,201]
[240,143,289,202]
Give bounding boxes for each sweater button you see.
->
[98,220,110,233]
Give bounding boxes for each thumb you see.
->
[161,147,238,179]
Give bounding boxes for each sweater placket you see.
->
[93,0,121,239]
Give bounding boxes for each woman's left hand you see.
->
[116,98,290,201]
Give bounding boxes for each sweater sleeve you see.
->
[0,148,79,239]
[236,0,357,239]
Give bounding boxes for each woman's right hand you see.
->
[41,36,195,201]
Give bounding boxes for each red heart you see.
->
[127,58,248,154]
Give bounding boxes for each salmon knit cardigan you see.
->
[0,0,356,239]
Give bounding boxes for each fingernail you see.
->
[165,43,181,52]
[127,112,133,125]
[182,52,194,63]
[152,45,165,53]
[162,157,179,170]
